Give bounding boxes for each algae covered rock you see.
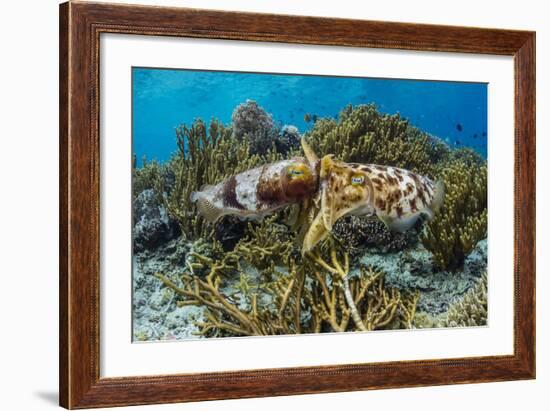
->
[133,189,180,252]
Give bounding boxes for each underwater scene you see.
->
[132,67,488,341]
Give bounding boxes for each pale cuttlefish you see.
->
[190,155,318,223]
[301,144,445,253]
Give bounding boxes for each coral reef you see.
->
[360,239,487,316]
[421,160,487,270]
[232,99,275,142]
[231,100,300,155]
[304,104,450,178]
[153,239,419,337]
[132,101,489,340]
[439,272,488,327]
[278,124,301,154]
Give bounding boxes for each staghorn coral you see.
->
[304,104,450,178]
[155,118,282,240]
[421,160,487,270]
[154,258,307,337]
[306,246,418,332]
[233,216,295,270]
[439,272,487,327]
[154,241,419,336]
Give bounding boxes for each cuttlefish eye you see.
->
[287,164,309,179]
[351,175,365,185]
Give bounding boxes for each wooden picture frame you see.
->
[59,1,535,408]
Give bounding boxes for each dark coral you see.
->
[133,189,180,252]
[332,215,421,256]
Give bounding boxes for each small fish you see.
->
[482,131,487,137]
[304,113,311,122]
[312,114,318,123]
[456,123,463,132]
[302,147,444,253]
[473,133,478,139]
[191,157,318,223]
[455,140,461,146]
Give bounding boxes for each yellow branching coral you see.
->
[306,248,417,332]
[421,160,487,270]
[439,273,487,327]
[154,240,419,336]
[233,216,295,270]
[304,104,448,177]
[154,260,305,337]
[132,156,164,200]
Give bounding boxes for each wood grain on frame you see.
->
[59,1,535,408]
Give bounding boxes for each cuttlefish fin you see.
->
[194,197,226,223]
[301,137,319,165]
[302,209,330,255]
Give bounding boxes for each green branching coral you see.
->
[304,104,449,177]
[421,160,487,270]
[156,119,282,240]
[439,273,488,327]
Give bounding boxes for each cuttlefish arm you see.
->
[302,155,374,253]
[302,155,445,253]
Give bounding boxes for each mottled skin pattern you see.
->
[190,157,318,222]
[346,162,437,222]
[303,155,443,253]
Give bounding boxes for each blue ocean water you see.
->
[133,67,487,164]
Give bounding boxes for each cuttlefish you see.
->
[301,143,445,253]
[190,156,318,222]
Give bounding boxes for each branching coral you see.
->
[132,156,164,200]
[233,216,295,270]
[421,160,487,270]
[154,260,306,337]
[304,104,449,178]
[439,273,487,327]
[154,241,419,336]
[306,247,418,332]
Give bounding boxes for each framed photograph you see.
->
[59,1,535,408]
